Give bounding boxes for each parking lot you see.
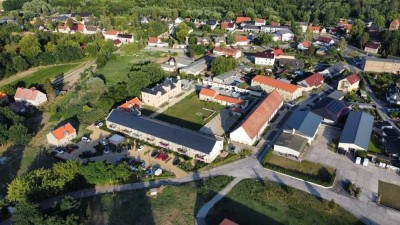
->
[303,125,400,199]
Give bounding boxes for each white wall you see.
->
[273,145,301,157]
[230,127,255,145]
[338,143,366,151]
[255,57,275,66]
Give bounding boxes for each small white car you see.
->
[363,158,369,167]
[137,145,145,151]
[81,136,91,143]
[355,157,362,165]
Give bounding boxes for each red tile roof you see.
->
[148,37,159,43]
[236,17,251,23]
[345,73,360,85]
[317,36,333,43]
[71,24,84,32]
[105,30,119,35]
[14,87,40,101]
[213,47,240,56]
[113,39,122,45]
[252,75,299,93]
[227,23,235,28]
[199,88,217,97]
[273,48,283,56]
[220,218,239,225]
[255,18,265,24]
[0,92,7,101]
[118,97,142,109]
[51,123,76,140]
[240,90,283,139]
[308,26,320,32]
[221,22,228,29]
[300,41,312,48]
[303,73,324,87]
[235,35,248,42]
[270,21,280,26]
[365,41,381,49]
[215,94,244,105]
[255,51,274,59]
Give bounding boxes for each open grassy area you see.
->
[368,132,383,154]
[263,153,336,186]
[378,181,400,210]
[76,176,234,225]
[206,179,363,225]
[155,93,226,130]
[9,63,81,88]
[96,55,141,86]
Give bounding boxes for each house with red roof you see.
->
[298,73,324,90]
[308,25,321,33]
[235,35,249,46]
[219,218,239,225]
[46,123,77,146]
[251,75,302,101]
[364,41,381,54]
[389,19,400,31]
[199,88,247,108]
[0,92,8,103]
[254,18,266,26]
[315,36,334,47]
[230,90,283,145]
[14,87,47,107]
[297,73,324,91]
[118,97,142,113]
[213,47,242,58]
[337,73,360,93]
[297,41,312,51]
[236,17,251,24]
[147,37,168,47]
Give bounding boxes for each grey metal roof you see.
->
[180,55,214,74]
[275,133,308,153]
[213,70,240,81]
[327,90,344,100]
[106,109,220,154]
[284,111,322,138]
[312,97,348,122]
[339,111,374,150]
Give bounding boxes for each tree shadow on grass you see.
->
[27,147,61,173]
[0,145,24,195]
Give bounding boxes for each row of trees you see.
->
[0,107,31,145]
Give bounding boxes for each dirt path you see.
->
[53,60,96,87]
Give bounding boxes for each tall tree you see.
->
[19,34,42,58]
[43,79,55,101]
[338,38,347,52]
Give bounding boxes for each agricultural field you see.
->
[378,180,400,210]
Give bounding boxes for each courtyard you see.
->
[155,92,226,131]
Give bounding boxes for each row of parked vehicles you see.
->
[126,157,163,176]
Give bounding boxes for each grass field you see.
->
[378,181,400,210]
[9,63,80,88]
[155,93,226,130]
[76,176,234,225]
[96,56,141,86]
[206,179,363,225]
[263,153,336,186]
[368,133,383,154]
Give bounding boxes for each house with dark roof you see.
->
[315,36,334,47]
[338,111,374,151]
[278,58,305,70]
[46,123,77,146]
[141,77,182,108]
[283,111,322,144]
[255,51,275,66]
[297,73,324,91]
[179,55,214,75]
[337,73,360,93]
[251,75,302,101]
[106,109,223,163]
[230,90,283,145]
[320,62,345,78]
[328,90,344,100]
[274,132,308,158]
[196,37,211,45]
[381,127,400,158]
[364,41,381,54]
[386,84,400,105]
[311,97,349,124]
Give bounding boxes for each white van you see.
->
[355,157,362,165]
[363,158,369,167]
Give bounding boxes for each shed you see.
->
[109,134,125,145]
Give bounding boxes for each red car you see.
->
[157,152,169,161]
[240,77,246,81]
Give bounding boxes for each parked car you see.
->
[95,121,103,128]
[157,152,169,161]
[127,144,132,150]
[151,150,159,158]
[151,166,159,174]
[130,165,139,171]
[121,144,128,151]
[100,139,108,146]
[145,168,153,175]
[137,145,145,151]
[172,158,180,166]
[140,161,146,168]
[355,157,361,165]
[363,158,369,167]
[81,136,91,143]
[54,147,64,154]
[104,146,110,154]
[81,151,93,157]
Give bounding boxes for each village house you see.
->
[386,84,400,105]
[213,36,226,46]
[230,90,283,145]
[389,19,400,31]
[118,97,142,113]
[297,73,324,91]
[260,25,289,33]
[311,97,349,124]
[320,62,345,78]
[236,17,251,24]
[106,109,223,163]
[283,111,322,144]
[278,58,305,70]
[46,123,77,146]
[103,30,120,40]
[308,25,321,33]
[196,37,211,45]
[199,88,248,108]
[147,37,168,47]
[206,20,218,30]
[0,92,8,103]
[315,36,334,47]
[380,123,400,158]
[116,34,134,43]
[141,77,182,108]
[251,75,302,101]
[273,133,308,158]
[179,55,214,75]
[297,41,312,51]
[254,18,266,26]
[337,73,360,93]
[361,56,400,73]
[275,30,294,42]
[14,87,47,107]
[213,47,242,58]
[364,41,381,54]
[235,35,249,46]
[255,51,275,66]
[338,111,374,151]
[221,22,236,31]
